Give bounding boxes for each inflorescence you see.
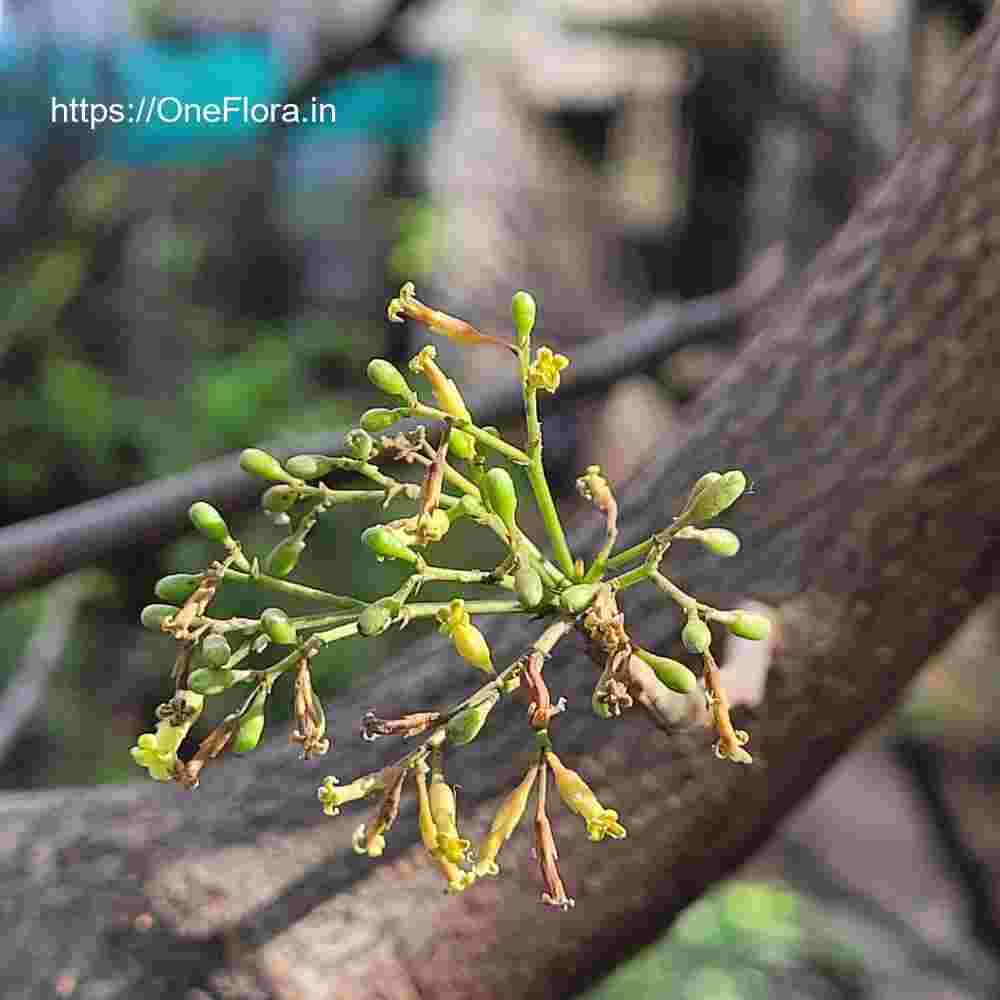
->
[133,282,770,909]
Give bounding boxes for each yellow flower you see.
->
[415,762,475,892]
[475,765,538,877]
[130,691,204,782]
[130,730,179,782]
[388,282,512,351]
[429,771,471,863]
[438,599,494,675]
[317,773,380,817]
[528,347,570,394]
[545,751,626,842]
[409,345,471,422]
[352,822,387,858]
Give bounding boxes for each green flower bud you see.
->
[687,470,747,523]
[361,525,419,564]
[260,607,297,645]
[511,290,537,340]
[345,429,374,462]
[683,472,721,510]
[140,603,178,631]
[367,359,413,400]
[484,467,517,534]
[634,648,698,694]
[446,692,499,746]
[240,448,296,483]
[360,407,407,433]
[447,427,476,461]
[698,528,741,557]
[728,611,772,641]
[285,454,334,480]
[560,583,600,614]
[188,667,241,695]
[154,573,201,604]
[200,633,232,668]
[233,686,268,753]
[188,502,229,543]
[514,565,544,609]
[261,484,297,514]
[264,536,306,578]
[234,708,265,753]
[358,603,393,637]
[681,615,712,654]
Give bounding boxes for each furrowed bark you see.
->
[4,13,1000,1000]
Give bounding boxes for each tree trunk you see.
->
[5,13,1000,1000]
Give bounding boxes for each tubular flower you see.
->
[415,762,475,893]
[527,347,570,394]
[388,281,511,350]
[438,599,494,675]
[408,345,476,460]
[317,767,397,817]
[352,769,406,858]
[475,764,539,877]
[545,751,626,842]
[130,690,205,782]
[429,768,471,863]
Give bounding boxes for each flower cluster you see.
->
[132,283,769,908]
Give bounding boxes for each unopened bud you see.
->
[188,502,229,543]
[240,448,297,483]
[514,565,544,609]
[687,470,747,523]
[360,407,406,433]
[261,484,297,514]
[141,603,178,631]
[358,603,393,637]
[446,691,499,746]
[728,610,771,641]
[681,615,712,654]
[261,607,297,645]
[188,667,242,695]
[698,528,740,557]
[285,454,334,480]
[634,647,698,694]
[345,429,374,462]
[154,573,201,604]
[367,359,413,401]
[361,525,419,564]
[560,583,600,614]
[511,290,537,341]
[200,633,232,668]
[264,536,306,577]
[233,687,267,753]
[484,467,518,534]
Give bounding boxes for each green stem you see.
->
[441,462,481,498]
[225,568,364,608]
[607,564,653,592]
[412,403,530,465]
[404,598,528,619]
[521,364,575,579]
[605,537,655,572]
[421,566,515,590]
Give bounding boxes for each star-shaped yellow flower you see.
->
[528,347,570,394]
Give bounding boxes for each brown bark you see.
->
[5,14,1000,1000]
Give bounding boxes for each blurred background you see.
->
[1,0,998,997]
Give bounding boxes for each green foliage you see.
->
[583,883,810,1000]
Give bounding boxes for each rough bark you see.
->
[5,13,1000,1000]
